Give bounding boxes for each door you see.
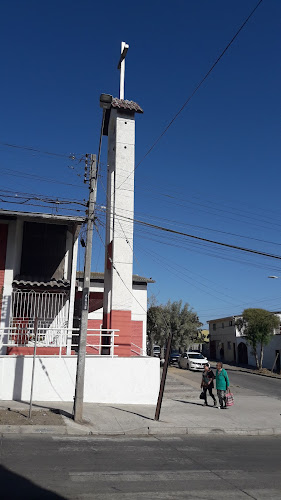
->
[210,340,216,359]
[238,342,248,364]
[233,343,236,363]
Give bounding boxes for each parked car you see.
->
[178,352,208,371]
[169,349,180,365]
[153,345,161,358]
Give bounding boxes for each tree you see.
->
[236,308,279,369]
[147,305,166,355]
[147,299,202,355]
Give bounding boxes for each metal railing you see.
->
[0,326,119,358]
[131,342,147,356]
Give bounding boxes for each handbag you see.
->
[226,392,234,406]
[199,391,205,400]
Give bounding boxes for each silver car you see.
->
[178,352,208,371]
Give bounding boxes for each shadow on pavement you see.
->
[174,399,217,409]
[0,465,66,499]
[13,400,73,420]
[107,406,154,421]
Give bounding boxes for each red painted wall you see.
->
[6,347,70,355]
[132,321,143,355]
[86,318,103,354]
[109,310,132,357]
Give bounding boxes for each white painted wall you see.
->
[132,283,147,353]
[1,220,23,353]
[0,356,160,404]
[237,334,281,369]
[103,110,135,315]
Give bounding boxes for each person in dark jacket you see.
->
[201,364,217,406]
[216,361,230,409]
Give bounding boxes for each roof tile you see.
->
[111,98,143,114]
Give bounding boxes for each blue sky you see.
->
[1,0,281,327]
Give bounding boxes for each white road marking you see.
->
[75,490,281,500]
[69,469,251,482]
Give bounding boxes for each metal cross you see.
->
[117,41,129,100]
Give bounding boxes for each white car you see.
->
[178,352,208,371]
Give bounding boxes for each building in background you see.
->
[208,313,281,372]
[187,329,209,356]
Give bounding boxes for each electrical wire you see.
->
[111,213,281,262]
[0,198,86,214]
[0,190,86,207]
[0,166,87,189]
[0,141,82,160]
[94,223,150,316]
[96,206,281,265]
[133,225,281,273]
[95,203,281,248]
[116,0,264,190]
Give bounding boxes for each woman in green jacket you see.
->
[215,362,230,409]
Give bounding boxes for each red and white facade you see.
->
[75,272,153,356]
[0,96,161,404]
[0,210,82,355]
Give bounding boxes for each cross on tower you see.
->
[117,41,129,100]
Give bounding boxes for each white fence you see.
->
[0,326,119,357]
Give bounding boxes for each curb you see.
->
[0,425,68,435]
[233,369,281,380]
[209,364,281,380]
[1,424,281,437]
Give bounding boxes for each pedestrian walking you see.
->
[216,362,230,409]
[201,364,217,406]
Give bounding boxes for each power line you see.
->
[0,188,86,206]
[117,0,264,190]
[133,225,281,273]
[114,164,281,231]
[95,203,281,248]
[97,214,281,275]
[0,198,86,214]
[0,166,87,189]
[0,141,82,160]
[110,212,281,262]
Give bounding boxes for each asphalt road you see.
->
[169,364,281,399]
[1,435,281,499]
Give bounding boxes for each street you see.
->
[167,364,281,399]
[1,434,281,499]
[0,367,280,499]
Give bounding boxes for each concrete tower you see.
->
[100,95,143,356]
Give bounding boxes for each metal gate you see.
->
[9,289,70,346]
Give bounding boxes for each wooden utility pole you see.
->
[74,154,97,422]
[154,331,173,421]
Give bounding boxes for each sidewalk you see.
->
[213,361,281,379]
[0,370,280,437]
